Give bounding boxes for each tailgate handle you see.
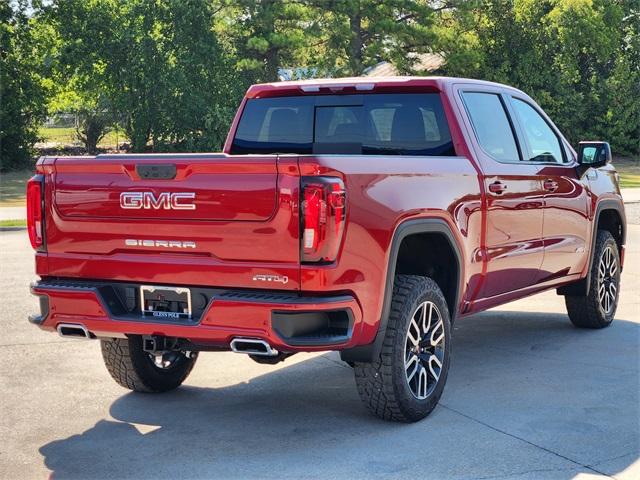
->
[136,164,177,180]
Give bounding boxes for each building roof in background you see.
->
[363,53,445,77]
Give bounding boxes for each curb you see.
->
[0,226,26,232]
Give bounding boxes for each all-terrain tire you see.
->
[101,336,197,392]
[354,275,451,422]
[565,230,620,329]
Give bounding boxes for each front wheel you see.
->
[565,230,620,329]
[354,275,451,422]
[101,336,197,392]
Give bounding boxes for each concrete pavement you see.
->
[0,206,25,221]
[0,228,638,479]
[623,188,640,204]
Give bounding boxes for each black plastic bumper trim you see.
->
[271,309,354,346]
[28,292,49,325]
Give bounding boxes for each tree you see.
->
[309,0,440,76]
[47,66,115,154]
[601,1,640,156]
[49,0,244,152]
[0,0,51,170]
[214,0,445,81]
[214,0,320,83]
[437,0,639,157]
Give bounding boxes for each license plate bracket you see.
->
[140,285,192,320]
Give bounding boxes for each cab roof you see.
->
[245,76,525,99]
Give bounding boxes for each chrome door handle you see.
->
[488,181,508,194]
[543,179,559,192]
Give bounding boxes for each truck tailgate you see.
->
[40,154,301,290]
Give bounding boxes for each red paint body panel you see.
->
[536,164,591,281]
[297,154,481,346]
[54,155,278,221]
[32,284,362,351]
[30,76,625,353]
[39,154,301,291]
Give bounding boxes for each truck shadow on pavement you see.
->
[40,311,639,479]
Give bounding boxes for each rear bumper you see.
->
[30,279,363,352]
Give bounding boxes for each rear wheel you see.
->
[101,336,197,392]
[354,275,451,422]
[565,230,620,329]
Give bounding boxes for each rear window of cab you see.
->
[231,93,455,156]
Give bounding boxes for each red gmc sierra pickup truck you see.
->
[27,77,626,422]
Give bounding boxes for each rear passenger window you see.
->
[231,93,455,156]
[461,92,520,162]
[233,97,314,154]
[368,107,441,142]
[512,98,564,163]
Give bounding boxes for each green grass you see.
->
[38,126,128,148]
[39,126,77,144]
[0,170,31,206]
[616,157,640,188]
[0,219,26,227]
[619,173,640,188]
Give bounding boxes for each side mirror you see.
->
[577,141,612,168]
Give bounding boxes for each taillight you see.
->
[301,177,346,263]
[27,175,45,250]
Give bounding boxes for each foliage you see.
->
[49,0,245,152]
[1,0,638,170]
[437,0,640,156]
[214,0,445,80]
[44,23,114,154]
[75,109,114,154]
[48,79,115,153]
[0,0,51,171]
[214,0,320,83]
[309,0,439,76]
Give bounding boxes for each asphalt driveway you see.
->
[0,227,638,479]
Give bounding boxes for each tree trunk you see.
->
[77,111,109,155]
[348,7,363,75]
[126,116,150,153]
[264,47,280,82]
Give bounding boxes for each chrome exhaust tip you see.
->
[57,323,93,339]
[230,338,279,357]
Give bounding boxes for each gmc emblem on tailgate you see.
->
[120,192,196,210]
